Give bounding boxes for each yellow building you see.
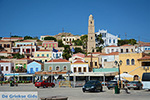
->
[84,55,100,71]
[119,53,150,81]
[31,49,52,62]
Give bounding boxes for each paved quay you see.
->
[0,84,150,100]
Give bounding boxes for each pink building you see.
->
[42,40,58,48]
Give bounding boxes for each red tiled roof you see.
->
[73,61,85,63]
[0,60,10,63]
[29,61,42,65]
[48,59,70,62]
[17,58,33,60]
[37,49,50,52]
[85,55,97,58]
[3,37,23,39]
[138,56,150,60]
[0,51,8,53]
[107,45,118,47]
[121,44,134,47]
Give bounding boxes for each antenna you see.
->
[125,33,127,39]
[62,28,64,33]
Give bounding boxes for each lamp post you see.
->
[114,60,122,90]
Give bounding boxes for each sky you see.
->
[0,0,150,42]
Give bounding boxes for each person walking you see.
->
[124,81,130,94]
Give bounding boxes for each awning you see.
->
[63,72,118,77]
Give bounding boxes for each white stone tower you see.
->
[88,14,96,53]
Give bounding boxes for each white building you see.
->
[102,45,120,54]
[62,36,80,45]
[71,61,89,73]
[0,60,14,80]
[101,52,119,68]
[135,44,150,53]
[95,29,118,47]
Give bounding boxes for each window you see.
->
[63,39,65,41]
[109,39,111,43]
[126,59,130,65]
[45,60,47,62]
[37,54,39,57]
[7,44,10,48]
[126,49,129,53]
[131,49,133,52]
[95,62,97,66]
[131,59,135,65]
[121,49,123,53]
[83,67,86,72]
[148,48,150,50]
[91,37,93,40]
[104,59,107,62]
[78,67,81,72]
[145,48,148,50]
[113,39,115,43]
[116,49,118,52]
[56,54,59,58]
[42,54,44,57]
[36,68,38,72]
[32,49,34,52]
[59,53,61,57]
[12,67,14,71]
[49,67,52,71]
[51,44,53,47]
[107,49,109,53]
[56,66,59,71]
[90,21,92,24]
[64,66,67,70]
[47,54,49,57]
[48,44,49,47]
[112,49,114,52]
[6,66,8,71]
[1,66,3,71]
[4,44,7,48]
[74,67,76,72]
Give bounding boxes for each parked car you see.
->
[107,80,117,89]
[82,80,103,92]
[35,80,55,88]
[127,81,143,90]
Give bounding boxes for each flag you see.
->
[53,48,58,52]
[71,47,75,53]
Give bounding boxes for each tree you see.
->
[74,47,85,54]
[118,39,137,46]
[24,36,33,40]
[44,36,57,42]
[12,53,24,59]
[11,35,22,37]
[58,40,64,47]
[80,35,88,51]
[62,45,71,60]
[95,34,104,52]
[72,40,82,46]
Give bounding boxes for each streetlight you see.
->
[114,60,122,90]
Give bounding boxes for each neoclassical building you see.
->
[95,29,118,47]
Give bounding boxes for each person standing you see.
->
[124,81,130,94]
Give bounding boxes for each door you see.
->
[30,68,34,74]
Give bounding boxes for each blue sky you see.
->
[0,0,150,42]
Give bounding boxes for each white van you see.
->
[142,73,150,90]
